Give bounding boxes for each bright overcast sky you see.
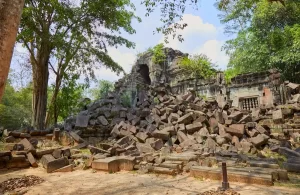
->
[11,0,233,85]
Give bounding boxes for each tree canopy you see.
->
[217,0,300,82]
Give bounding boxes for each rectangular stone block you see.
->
[27,152,38,167]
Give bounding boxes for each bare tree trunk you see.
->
[0,0,25,102]
[45,74,62,127]
[31,42,51,130]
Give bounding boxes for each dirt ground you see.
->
[0,168,299,195]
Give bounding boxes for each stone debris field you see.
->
[1,66,300,194]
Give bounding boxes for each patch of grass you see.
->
[275,174,300,189]
[0,143,5,151]
[263,149,287,168]
[80,149,91,155]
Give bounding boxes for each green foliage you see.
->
[56,79,86,122]
[88,80,114,101]
[179,54,216,79]
[218,0,300,82]
[148,43,166,64]
[120,91,132,108]
[0,81,32,129]
[142,0,198,42]
[224,67,240,84]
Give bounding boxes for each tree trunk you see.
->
[45,74,62,127]
[31,43,51,130]
[0,0,25,102]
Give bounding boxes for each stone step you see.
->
[158,163,182,171]
[226,167,288,181]
[165,154,197,163]
[92,156,135,173]
[153,167,176,176]
[249,161,280,169]
[164,160,184,165]
[190,166,273,186]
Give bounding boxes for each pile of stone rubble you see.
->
[62,84,300,175]
[1,84,300,184]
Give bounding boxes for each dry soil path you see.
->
[0,168,298,195]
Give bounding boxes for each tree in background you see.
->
[47,75,86,125]
[217,0,300,82]
[88,80,114,101]
[0,80,32,130]
[18,0,139,129]
[0,0,25,102]
[179,54,216,89]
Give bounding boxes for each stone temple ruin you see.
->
[115,47,288,111]
[1,47,300,187]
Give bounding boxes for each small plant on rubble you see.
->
[179,54,216,90]
[148,43,166,64]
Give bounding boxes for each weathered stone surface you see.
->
[136,132,149,143]
[228,111,243,122]
[54,164,74,172]
[19,139,35,153]
[199,127,210,138]
[27,152,38,167]
[41,155,69,173]
[177,113,193,124]
[52,149,62,159]
[250,134,269,147]
[136,143,154,153]
[225,124,245,138]
[97,116,109,126]
[92,156,135,172]
[36,149,56,158]
[278,147,300,158]
[186,122,202,133]
[177,131,189,143]
[75,114,90,127]
[180,139,197,148]
[273,109,283,124]
[4,136,15,143]
[152,130,170,140]
[241,141,252,153]
[88,146,110,155]
[283,162,300,173]
[69,131,84,143]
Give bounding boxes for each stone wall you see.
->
[114,47,284,110]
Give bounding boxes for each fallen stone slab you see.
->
[225,124,245,138]
[177,113,193,124]
[0,151,11,157]
[165,154,197,163]
[19,139,35,153]
[158,163,181,172]
[41,155,69,173]
[69,132,84,143]
[54,164,74,173]
[88,146,110,155]
[250,134,269,147]
[153,167,176,176]
[36,148,58,158]
[6,160,31,169]
[92,156,135,172]
[226,167,288,181]
[75,114,90,128]
[283,162,300,173]
[27,152,38,167]
[190,166,273,186]
[249,160,280,169]
[278,147,300,158]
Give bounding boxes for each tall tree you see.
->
[218,0,300,82]
[0,0,25,102]
[18,0,139,129]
